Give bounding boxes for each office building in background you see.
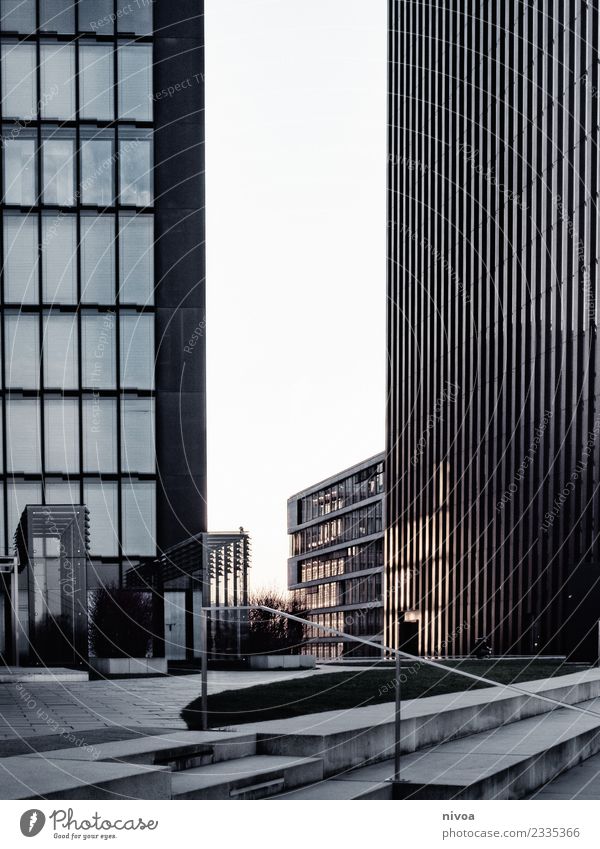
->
[288,453,384,659]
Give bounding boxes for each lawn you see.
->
[181,659,590,729]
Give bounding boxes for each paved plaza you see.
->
[0,667,343,742]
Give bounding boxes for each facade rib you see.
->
[386,1,600,656]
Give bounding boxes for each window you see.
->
[82,312,116,389]
[118,45,152,121]
[121,398,154,472]
[5,312,38,388]
[116,0,153,35]
[42,136,75,205]
[122,481,156,556]
[81,136,114,206]
[119,137,152,206]
[79,0,112,34]
[119,215,153,304]
[3,137,36,205]
[3,215,38,303]
[43,312,78,389]
[120,312,154,388]
[7,482,41,542]
[84,481,118,556]
[42,214,77,303]
[1,0,35,32]
[79,45,114,121]
[45,399,79,474]
[45,480,79,504]
[40,44,75,120]
[81,216,115,303]
[40,0,74,33]
[6,399,41,472]
[1,42,36,119]
[82,397,117,473]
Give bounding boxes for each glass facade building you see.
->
[288,453,385,659]
[0,1,206,606]
[387,0,600,657]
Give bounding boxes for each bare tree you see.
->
[246,588,307,655]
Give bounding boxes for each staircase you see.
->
[5,669,600,800]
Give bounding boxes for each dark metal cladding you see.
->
[386,0,600,657]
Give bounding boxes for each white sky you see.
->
[205,0,387,590]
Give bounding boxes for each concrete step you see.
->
[529,750,600,799]
[0,667,89,683]
[0,755,171,800]
[230,669,600,776]
[171,754,324,800]
[23,730,257,771]
[273,775,393,800]
[392,696,600,799]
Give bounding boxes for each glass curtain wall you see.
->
[0,0,156,584]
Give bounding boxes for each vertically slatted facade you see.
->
[386,1,600,656]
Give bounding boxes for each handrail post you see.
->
[394,619,401,782]
[200,608,208,731]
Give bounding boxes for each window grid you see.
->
[0,1,156,572]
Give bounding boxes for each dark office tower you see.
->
[0,1,206,587]
[386,1,600,657]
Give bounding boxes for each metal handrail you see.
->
[197,605,600,783]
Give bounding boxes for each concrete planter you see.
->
[89,657,168,677]
[249,655,316,670]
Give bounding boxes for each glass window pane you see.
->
[42,138,75,205]
[79,0,112,34]
[122,481,156,556]
[116,0,153,35]
[1,42,36,119]
[3,215,38,304]
[118,45,152,121]
[45,480,79,504]
[80,44,114,121]
[82,311,116,389]
[7,481,42,540]
[42,214,77,303]
[81,216,115,303]
[40,0,74,32]
[81,138,114,206]
[6,399,41,472]
[3,137,36,205]
[120,138,152,206]
[120,312,153,389]
[84,481,118,556]
[40,44,75,120]
[1,0,35,32]
[82,397,117,473]
[121,398,154,472]
[119,215,153,304]
[45,398,79,474]
[5,312,38,388]
[43,312,78,389]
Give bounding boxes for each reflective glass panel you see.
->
[122,481,156,556]
[119,138,152,206]
[3,214,38,303]
[81,311,116,389]
[118,45,152,121]
[4,137,36,205]
[5,312,38,388]
[42,137,75,205]
[81,215,115,303]
[121,398,154,472]
[81,138,114,206]
[79,44,114,121]
[43,312,78,389]
[6,398,41,472]
[119,215,153,304]
[1,42,36,119]
[42,214,77,303]
[40,44,75,120]
[44,398,79,474]
[82,397,117,473]
[120,312,154,389]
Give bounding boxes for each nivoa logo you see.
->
[20,810,46,837]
